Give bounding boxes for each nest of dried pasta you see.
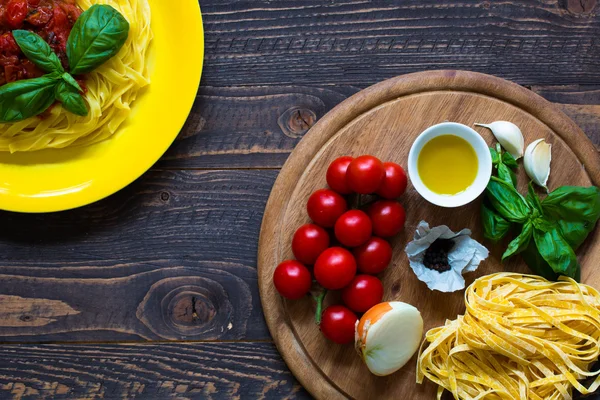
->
[417,273,600,400]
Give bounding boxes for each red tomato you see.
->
[346,155,385,194]
[292,223,330,265]
[326,156,354,194]
[314,247,357,290]
[353,237,392,274]
[6,0,27,28]
[376,162,408,199]
[0,33,19,54]
[320,305,358,344]
[307,189,348,228]
[342,275,384,313]
[273,260,312,300]
[334,210,372,248]
[368,200,406,237]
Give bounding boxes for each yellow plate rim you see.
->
[0,0,204,213]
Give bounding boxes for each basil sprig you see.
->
[481,145,600,281]
[67,5,129,75]
[0,5,129,122]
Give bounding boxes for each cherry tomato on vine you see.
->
[314,247,357,290]
[334,210,372,248]
[346,155,385,194]
[342,275,384,313]
[307,189,348,228]
[326,156,354,194]
[353,237,392,274]
[273,260,312,300]
[292,223,330,265]
[6,0,27,28]
[320,305,358,344]
[367,200,406,237]
[376,162,408,199]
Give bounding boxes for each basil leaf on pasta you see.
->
[55,81,88,117]
[12,30,64,73]
[0,75,58,122]
[67,4,130,75]
[62,72,83,92]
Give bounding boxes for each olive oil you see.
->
[418,135,478,195]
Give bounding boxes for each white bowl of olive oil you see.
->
[408,122,492,208]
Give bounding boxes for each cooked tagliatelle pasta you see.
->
[0,0,152,152]
[417,273,600,400]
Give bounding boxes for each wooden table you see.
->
[0,1,599,399]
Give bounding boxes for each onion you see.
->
[355,301,423,376]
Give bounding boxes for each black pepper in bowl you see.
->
[423,239,455,273]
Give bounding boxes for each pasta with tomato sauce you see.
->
[0,0,151,152]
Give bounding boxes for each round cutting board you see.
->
[257,70,600,399]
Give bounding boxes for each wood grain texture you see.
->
[0,342,310,399]
[155,85,600,170]
[258,71,600,399]
[0,170,278,342]
[199,0,600,87]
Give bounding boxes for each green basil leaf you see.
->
[497,163,517,188]
[0,75,58,122]
[55,81,88,116]
[62,72,83,92]
[67,4,129,75]
[533,226,579,281]
[490,147,500,165]
[486,177,531,223]
[521,240,558,281]
[502,151,518,170]
[526,182,543,215]
[543,186,600,221]
[12,30,64,73]
[542,186,600,249]
[502,221,532,261]
[482,202,511,242]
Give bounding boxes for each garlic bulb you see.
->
[524,138,552,190]
[355,302,423,376]
[475,121,525,159]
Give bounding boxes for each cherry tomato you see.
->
[368,200,406,237]
[346,155,385,194]
[292,223,330,265]
[6,0,27,29]
[273,260,312,300]
[314,247,357,290]
[334,210,372,248]
[353,237,392,274]
[326,156,354,194]
[0,33,19,55]
[376,162,408,199]
[320,305,358,344]
[307,189,348,228]
[342,275,384,313]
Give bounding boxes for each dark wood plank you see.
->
[160,86,355,169]
[0,170,278,342]
[199,0,600,87]
[158,85,600,169]
[0,342,310,399]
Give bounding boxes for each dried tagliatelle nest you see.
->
[417,273,600,400]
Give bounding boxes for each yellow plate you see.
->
[0,0,204,213]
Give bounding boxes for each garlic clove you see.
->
[355,302,423,376]
[524,138,552,190]
[475,121,525,160]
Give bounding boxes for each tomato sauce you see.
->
[0,0,82,85]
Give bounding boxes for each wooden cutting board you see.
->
[257,70,600,400]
